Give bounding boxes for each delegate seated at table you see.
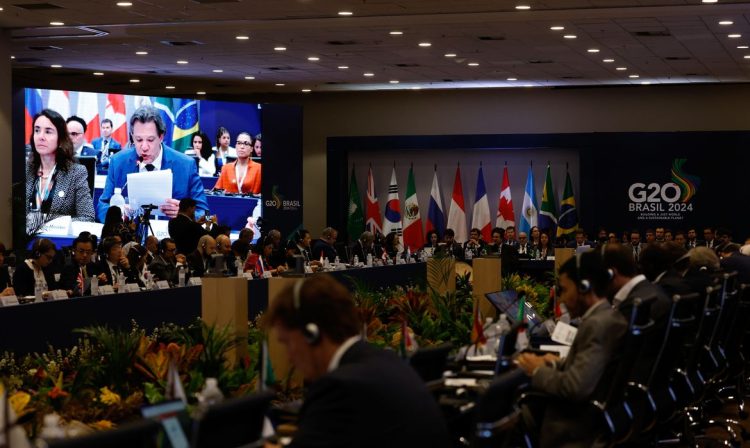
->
[213,132,261,194]
[13,239,58,297]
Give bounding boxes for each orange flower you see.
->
[48,386,69,399]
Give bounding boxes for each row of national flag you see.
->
[347,163,580,252]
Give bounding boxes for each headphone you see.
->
[575,252,592,294]
[293,279,320,345]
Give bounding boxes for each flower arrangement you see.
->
[502,273,556,320]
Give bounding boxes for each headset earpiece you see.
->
[576,252,592,294]
[293,279,320,345]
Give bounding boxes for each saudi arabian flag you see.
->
[538,164,558,236]
[556,170,579,239]
[347,167,365,241]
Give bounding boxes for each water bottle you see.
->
[353,255,359,266]
[366,253,373,267]
[498,313,511,336]
[91,275,99,296]
[235,258,243,277]
[196,378,224,416]
[38,413,66,441]
[464,248,473,261]
[109,187,126,213]
[334,256,340,266]
[34,278,44,302]
[177,266,186,287]
[117,272,126,291]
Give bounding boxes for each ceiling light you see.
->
[50,64,62,68]
[616,67,627,71]
[338,11,353,16]
[728,34,741,38]
[307,56,320,61]
[444,53,457,58]
[301,88,312,93]
[603,58,615,63]
[507,77,517,81]
[411,87,422,90]
[389,31,403,36]
[10,55,15,60]
[166,85,175,89]
[0,7,4,11]
[719,20,733,25]
[212,69,223,73]
[468,62,479,66]
[135,51,148,55]
[244,76,255,80]
[628,74,639,78]
[418,42,432,47]
[274,46,287,51]
[550,26,565,31]
[93,72,104,76]
[389,80,399,84]
[702,0,718,3]
[641,81,651,85]
[515,5,531,10]
[50,21,64,26]
[177,60,188,64]
[744,55,750,59]
[236,35,250,40]
[129,79,140,83]
[738,45,749,49]
[116,2,132,6]
[338,65,349,69]
[563,35,577,39]
[364,72,375,77]
[275,83,285,87]
[587,48,600,53]
[197,91,206,95]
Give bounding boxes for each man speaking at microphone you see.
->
[96,105,208,222]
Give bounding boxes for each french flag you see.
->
[365,165,383,236]
[472,164,492,242]
[425,166,445,238]
[382,166,402,239]
[447,164,468,243]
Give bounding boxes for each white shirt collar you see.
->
[327,335,361,373]
[139,145,164,172]
[613,274,646,306]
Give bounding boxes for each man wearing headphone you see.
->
[187,235,217,278]
[266,274,451,448]
[515,250,628,447]
[148,237,185,284]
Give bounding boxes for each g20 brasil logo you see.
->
[628,158,700,213]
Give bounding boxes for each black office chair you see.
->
[191,390,275,448]
[409,342,453,382]
[45,419,161,448]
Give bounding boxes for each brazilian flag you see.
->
[556,170,578,240]
[153,96,174,145]
[171,98,199,153]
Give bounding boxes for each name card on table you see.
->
[155,280,171,290]
[38,215,73,237]
[188,277,202,286]
[50,290,69,300]
[551,321,578,346]
[0,295,19,307]
[242,272,254,279]
[262,271,273,279]
[122,283,141,293]
[99,285,115,295]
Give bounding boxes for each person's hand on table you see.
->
[1,287,15,297]
[159,198,181,218]
[515,353,547,376]
[97,273,108,283]
[176,254,187,264]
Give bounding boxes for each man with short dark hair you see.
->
[312,227,338,262]
[719,243,750,284]
[66,116,97,158]
[504,226,519,248]
[148,237,184,284]
[267,275,451,448]
[630,229,645,261]
[645,228,656,245]
[686,228,700,249]
[59,235,97,296]
[97,105,208,222]
[702,227,717,250]
[440,228,463,258]
[91,118,123,173]
[168,198,210,256]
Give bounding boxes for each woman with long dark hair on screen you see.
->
[213,131,261,194]
[25,109,95,223]
[213,126,235,167]
[101,206,133,243]
[251,133,262,158]
[193,132,218,177]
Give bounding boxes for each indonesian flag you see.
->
[497,165,516,229]
[47,90,70,119]
[382,167,402,240]
[76,91,100,143]
[447,165,468,243]
[365,166,383,236]
[472,164,492,242]
[402,165,424,253]
[105,94,128,147]
[425,167,446,237]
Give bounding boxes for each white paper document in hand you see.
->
[551,321,578,346]
[127,169,173,216]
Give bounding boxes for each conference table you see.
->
[0,263,427,355]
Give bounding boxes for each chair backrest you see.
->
[408,342,453,382]
[191,390,275,448]
[710,271,739,348]
[46,419,161,448]
[718,283,750,357]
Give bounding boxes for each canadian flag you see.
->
[76,91,100,143]
[105,94,128,147]
[496,165,516,229]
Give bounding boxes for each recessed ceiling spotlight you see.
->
[166,85,175,89]
[744,55,750,59]
[587,48,600,53]
[275,83,285,86]
[212,69,223,73]
[50,64,62,68]
[301,88,312,92]
[603,58,615,63]
[135,51,148,55]
[129,79,140,83]
[563,34,577,39]
[177,60,188,64]
[50,21,64,26]
[244,76,255,80]
[719,20,734,25]
[93,72,104,76]
[628,74,640,78]
[197,91,206,95]
[10,55,15,59]
[738,45,749,49]
[515,5,531,10]
[444,53,457,58]
[364,72,375,77]
[616,66,627,71]
[728,34,741,38]
[418,42,432,47]
[411,86,422,90]
[467,62,479,66]
[702,0,718,3]
[507,77,518,81]
[338,11,353,16]
[0,6,4,10]
[274,46,287,51]
[338,65,349,69]
[389,31,403,35]
[389,80,399,84]
[307,56,320,61]
[116,1,133,6]
[550,26,565,31]
[236,35,250,40]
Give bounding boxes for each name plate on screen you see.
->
[0,295,19,307]
[155,280,170,290]
[149,220,170,240]
[188,277,202,286]
[39,215,73,237]
[51,290,68,300]
[99,285,115,295]
[122,283,141,293]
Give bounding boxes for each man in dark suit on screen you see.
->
[266,275,451,448]
[168,198,210,257]
[515,250,628,447]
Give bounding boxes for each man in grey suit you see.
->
[516,250,628,447]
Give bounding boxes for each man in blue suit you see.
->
[97,105,208,222]
[91,118,123,173]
